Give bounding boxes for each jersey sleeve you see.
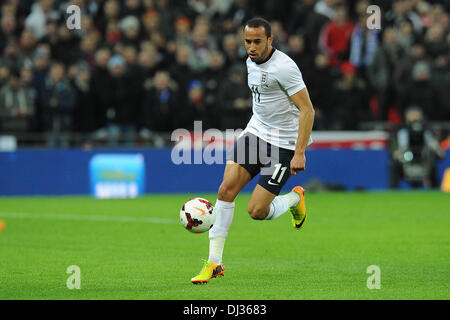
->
[276,59,306,96]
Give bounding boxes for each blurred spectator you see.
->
[330,62,370,130]
[183,80,217,130]
[72,61,96,136]
[314,0,339,20]
[430,55,450,121]
[0,68,36,133]
[90,47,112,130]
[123,0,143,18]
[424,24,448,59]
[302,52,338,130]
[104,20,122,45]
[221,33,240,69]
[140,41,165,75]
[169,44,196,103]
[271,20,289,53]
[0,14,18,54]
[395,20,414,52]
[97,0,121,34]
[222,0,253,33]
[25,0,58,40]
[349,14,379,76]
[96,54,140,145]
[141,70,179,133]
[51,22,81,66]
[153,0,178,37]
[0,63,10,88]
[79,12,98,38]
[399,60,439,120]
[41,62,76,147]
[137,49,157,83]
[259,0,292,22]
[142,9,161,39]
[319,4,355,67]
[385,0,423,35]
[31,45,50,130]
[368,27,405,121]
[394,42,427,105]
[352,0,370,20]
[287,34,315,79]
[234,27,248,60]
[301,0,331,53]
[169,15,192,49]
[2,39,26,71]
[287,0,317,36]
[218,64,251,130]
[20,63,34,89]
[188,23,217,73]
[79,32,100,66]
[200,50,225,110]
[122,45,139,73]
[188,0,233,20]
[40,15,59,51]
[119,15,142,49]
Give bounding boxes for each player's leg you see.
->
[209,133,260,262]
[247,183,304,222]
[192,133,260,284]
[247,184,276,219]
[247,184,303,221]
[208,160,252,263]
[248,146,307,228]
[191,161,253,284]
[217,160,253,202]
[247,142,294,220]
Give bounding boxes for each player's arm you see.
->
[289,88,315,175]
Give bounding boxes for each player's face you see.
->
[244,26,273,63]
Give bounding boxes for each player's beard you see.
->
[256,43,269,63]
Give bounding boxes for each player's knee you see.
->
[217,183,237,202]
[247,205,267,220]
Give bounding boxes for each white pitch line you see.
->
[0,212,176,225]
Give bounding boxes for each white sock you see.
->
[208,236,226,264]
[208,199,235,264]
[265,191,300,220]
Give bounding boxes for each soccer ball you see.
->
[180,198,215,233]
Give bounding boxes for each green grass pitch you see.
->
[0,191,448,300]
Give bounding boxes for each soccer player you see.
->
[191,17,315,284]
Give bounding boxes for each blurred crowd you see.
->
[0,0,449,146]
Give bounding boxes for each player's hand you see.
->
[290,153,306,175]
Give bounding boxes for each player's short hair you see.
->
[244,17,272,38]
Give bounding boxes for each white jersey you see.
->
[245,48,313,151]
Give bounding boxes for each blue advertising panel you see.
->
[89,154,145,198]
[0,148,449,196]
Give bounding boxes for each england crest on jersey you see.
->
[261,71,268,87]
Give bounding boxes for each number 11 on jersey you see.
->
[251,85,260,103]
